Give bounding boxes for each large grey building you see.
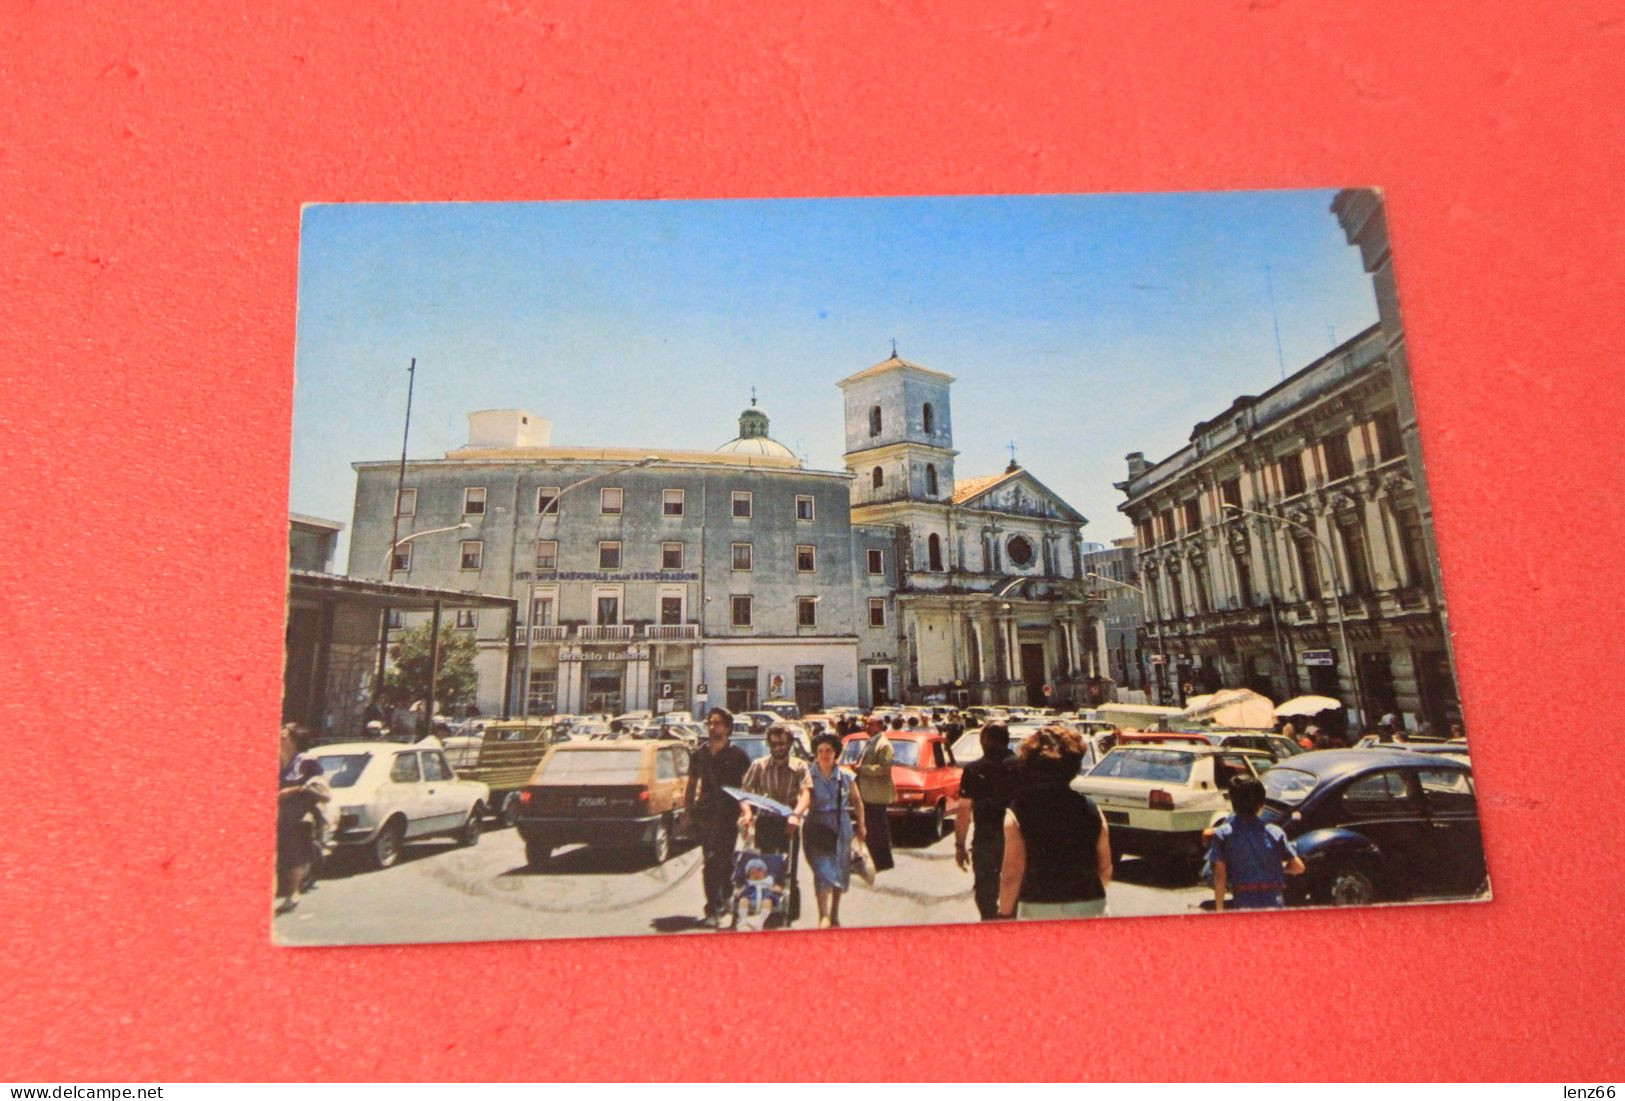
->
[349,403,895,716]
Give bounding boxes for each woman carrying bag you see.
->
[792,733,867,928]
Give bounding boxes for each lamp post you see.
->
[383,522,474,575]
[518,456,660,718]
[1086,570,1168,705]
[1222,502,1364,732]
[373,522,474,719]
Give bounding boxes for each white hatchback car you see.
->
[296,741,491,869]
[1073,745,1271,864]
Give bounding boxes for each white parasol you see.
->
[1273,695,1344,719]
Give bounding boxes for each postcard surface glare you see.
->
[278,190,1485,945]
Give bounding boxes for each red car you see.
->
[841,731,962,838]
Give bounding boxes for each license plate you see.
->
[1104,810,1130,825]
[577,796,608,807]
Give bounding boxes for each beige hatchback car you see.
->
[514,739,691,868]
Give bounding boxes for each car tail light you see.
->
[1148,789,1175,810]
[519,790,533,805]
[638,789,651,802]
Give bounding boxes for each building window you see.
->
[1323,433,1355,481]
[868,598,886,628]
[390,543,412,573]
[1395,506,1432,591]
[732,543,753,571]
[796,545,816,572]
[867,548,884,575]
[595,593,620,625]
[1234,552,1255,607]
[396,488,417,517]
[726,666,759,712]
[535,540,558,570]
[1006,534,1034,567]
[1158,509,1176,543]
[925,463,939,496]
[1221,478,1241,511]
[1168,570,1186,616]
[527,670,557,715]
[531,594,555,626]
[536,486,560,515]
[659,594,684,626]
[1183,499,1202,532]
[1295,538,1323,602]
[661,541,684,570]
[1340,520,1375,595]
[927,533,944,571]
[598,541,621,570]
[872,466,884,490]
[1280,452,1306,497]
[869,405,882,437]
[460,540,484,570]
[922,403,934,434]
[797,597,818,627]
[796,494,815,521]
[386,609,404,629]
[1374,409,1405,462]
[731,595,753,627]
[662,489,684,516]
[1136,520,1155,548]
[600,487,623,515]
[732,491,752,518]
[463,487,487,516]
[1191,560,1211,614]
[455,609,477,629]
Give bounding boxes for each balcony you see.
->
[523,625,569,643]
[644,624,699,642]
[577,624,634,642]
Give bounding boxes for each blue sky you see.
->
[291,191,1378,561]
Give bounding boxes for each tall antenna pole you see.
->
[387,358,416,579]
[1265,264,1287,382]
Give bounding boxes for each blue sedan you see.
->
[1259,749,1488,907]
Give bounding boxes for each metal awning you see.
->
[289,569,518,614]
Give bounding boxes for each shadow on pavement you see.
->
[316,842,457,881]
[497,840,699,878]
[649,915,712,934]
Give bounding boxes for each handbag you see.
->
[850,834,877,886]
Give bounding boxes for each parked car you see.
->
[446,718,573,826]
[1073,744,1273,864]
[731,733,813,764]
[297,742,490,869]
[514,739,692,867]
[951,726,1111,773]
[841,730,962,837]
[761,698,802,720]
[1155,729,1303,762]
[1261,749,1488,906]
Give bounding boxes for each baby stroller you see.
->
[723,787,802,931]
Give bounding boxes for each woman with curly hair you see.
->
[791,732,867,928]
[996,725,1112,920]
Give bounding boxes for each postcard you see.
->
[277,189,1485,945]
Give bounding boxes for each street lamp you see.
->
[383,522,474,575]
[519,455,661,718]
[1086,570,1168,705]
[1221,502,1364,732]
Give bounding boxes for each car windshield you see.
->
[891,741,921,768]
[309,753,371,789]
[1263,767,1318,806]
[840,739,866,765]
[537,749,644,783]
[1090,749,1194,783]
[734,739,771,762]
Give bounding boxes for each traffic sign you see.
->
[1302,649,1336,667]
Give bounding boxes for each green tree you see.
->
[381,623,479,714]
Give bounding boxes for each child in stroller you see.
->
[730,849,790,931]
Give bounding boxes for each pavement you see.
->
[274,821,1210,947]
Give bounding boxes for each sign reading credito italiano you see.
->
[514,570,699,582]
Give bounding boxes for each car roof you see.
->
[1102,743,1267,757]
[307,741,426,755]
[548,739,679,752]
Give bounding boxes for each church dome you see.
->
[717,396,796,459]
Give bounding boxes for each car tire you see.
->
[524,838,553,869]
[648,815,672,865]
[932,801,948,839]
[499,792,522,829]
[458,808,482,847]
[370,819,405,870]
[1325,866,1376,906]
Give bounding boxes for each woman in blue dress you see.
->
[790,733,867,928]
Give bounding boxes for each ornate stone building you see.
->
[1116,325,1459,732]
[839,353,1103,708]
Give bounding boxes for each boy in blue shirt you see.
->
[1210,775,1305,911]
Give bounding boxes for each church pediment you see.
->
[951,468,1087,525]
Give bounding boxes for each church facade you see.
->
[838,354,1104,709]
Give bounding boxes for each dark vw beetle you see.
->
[1259,749,1488,907]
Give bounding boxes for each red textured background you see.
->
[3,0,1623,1081]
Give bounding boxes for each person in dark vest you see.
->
[685,707,750,928]
[954,722,1020,920]
[997,725,1112,920]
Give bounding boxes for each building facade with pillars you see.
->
[348,402,888,717]
[1116,324,1459,731]
[839,353,1102,709]
[1082,537,1153,702]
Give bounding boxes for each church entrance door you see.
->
[1019,643,1047,707]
